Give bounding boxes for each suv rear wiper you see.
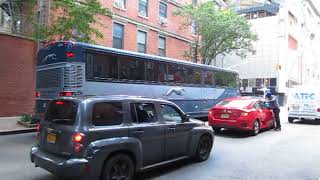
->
[48,119,71,126]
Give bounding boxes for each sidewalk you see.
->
[0,117,36,135]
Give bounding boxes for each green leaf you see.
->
[174,2,257,65]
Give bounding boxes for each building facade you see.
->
[218,0,320,95]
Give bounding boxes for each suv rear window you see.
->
[45,100,78,125]
[92,102,123,126]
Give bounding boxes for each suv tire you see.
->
[195,135,212,162]
[102,154,134,180]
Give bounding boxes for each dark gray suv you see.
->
[30,96,214,180]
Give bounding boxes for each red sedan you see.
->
[208,97,274,136]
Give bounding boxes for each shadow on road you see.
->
[136,159,194,180]
[214,128,273,138]
[290,120,320,125]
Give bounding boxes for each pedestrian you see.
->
[265,92,281,131]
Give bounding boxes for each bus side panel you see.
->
[82,81,238,118]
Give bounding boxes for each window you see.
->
[158,36,166,57]
[45,100,78,126]
[215,71,237,88]
[254,102,262,109]
[138,31,147,53]
[92,102,123,126]
[131,103,157,123]
[118,56,145,81]
[146,61,166,82]
[113,23,124,49]
[114,0,126,9]
[159,2,167,18]
[255,78,263,87]
[248,78,255,87]
[161,104,183,123]
[139,0,148,16]
[264,78,270,86]
[86,53,118,80]
[192,68,202,85]
[204,70,214,86]
[191,21,197,35]
[242,79,248,88]
[270,78,277,86]
[166,64,186,84]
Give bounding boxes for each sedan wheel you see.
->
[102,154,134,180]
[251,120,260,136]
[195,135,213,162]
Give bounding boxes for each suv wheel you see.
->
[288,117,294,123]
[251,120,260,136]
[195,135,212,162]
[102,154,134,180]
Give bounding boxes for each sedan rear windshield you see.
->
[44,100,78,125]
[218,99,254,108]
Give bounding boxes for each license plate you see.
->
[47,133,56,144]
[221,114,229,118]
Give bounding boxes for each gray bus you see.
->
[34,41,239,120]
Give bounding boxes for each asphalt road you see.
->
[1,109,320,180]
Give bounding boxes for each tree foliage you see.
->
[174,2,257,65]
[32,0,111,43]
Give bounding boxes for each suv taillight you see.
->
[73,133,85,153]
[317,108,320,112]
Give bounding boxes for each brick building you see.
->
[94,0,196,60]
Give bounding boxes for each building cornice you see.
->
[112,14,194,43]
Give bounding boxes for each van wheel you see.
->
[288,117,294,123]
[102,154,134,180]
[195,135,212,162]
[251,120,260,136]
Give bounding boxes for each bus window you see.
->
[192,68,202,85]
[215,71,237,88]
[146,61,159,82]
[118,57,145,81]
[86,53,118,80]
[204,70,214,86]
[166,64,186,84]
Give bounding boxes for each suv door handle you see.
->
[134,130,144,134]
[168,127,175,131]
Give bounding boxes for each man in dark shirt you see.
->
[266,92,281,131]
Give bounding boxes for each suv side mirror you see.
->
[183,114,190,122]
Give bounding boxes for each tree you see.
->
[32,0,111,43]
[174,2,257,65]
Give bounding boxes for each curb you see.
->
[0,128,36,135]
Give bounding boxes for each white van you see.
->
[287,86,320,122]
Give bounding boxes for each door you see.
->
[128,103,165,166]
[161,104,193,160]
[259,101,274,127]
[255,101,273,128]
